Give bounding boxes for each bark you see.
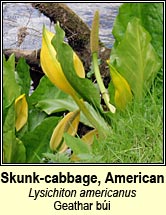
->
[4,49,40,68]
[3,3,111,88]
[32,3,91,49]
[32,3,111,86]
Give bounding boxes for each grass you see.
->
[40,74,163,164]
[93,76,163,163]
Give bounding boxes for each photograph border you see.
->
[1,0,165,166]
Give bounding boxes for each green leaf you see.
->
[3,103,26,163]
[112,3,163,59]
[28,108,47,132]
[3,55,27,163]
[12,138,26,163]
[3,131,26,163]
[52,23,101,109]
[3,54,20,108]
[29,76,68,106]
[3,103,15,163]
[36,97,76,114]
[111,18,161,101]
[3,130,15,163]
[36,96,110,128]
[64,133,91,155]
[30,75,109,128]
[15,57,31,95]
[21,116,60,163]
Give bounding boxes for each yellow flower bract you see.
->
[15,94,28,131]
[40,26,85,96]
[107,62,132,110]
[50,110,80,152]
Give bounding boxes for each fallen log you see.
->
[3,48,43,88]
[3,49,40,67]
[32,3,91,49]
[32,3,111,86]
[3,3,111,88]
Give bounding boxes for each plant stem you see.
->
[90,11,115,113]
[92,52,116,113]
[72,93,109,138]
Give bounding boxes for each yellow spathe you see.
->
[15,94,28,131]
[40,26,85,97]
[107,62,132,110]
[50,110,80,152]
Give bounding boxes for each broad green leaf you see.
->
[30,76,91,125]
[28,108,47,132]
[36,97,77,114]
[30,76,109,129]
[3,103,26,163]
[21,116,59,163]
[64,133,91,155]
[111,18,161,101]
[3,131,26,163]
[3,131,14,163]
[3,102,15,132]
[29,76,68,106]
[3,54,20,108]
[3,103,15,163]
[112,3,163,59]
[52,23,101,109]
[36,96,111,129]
[15,57,31,95]
[12,138,26,163]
